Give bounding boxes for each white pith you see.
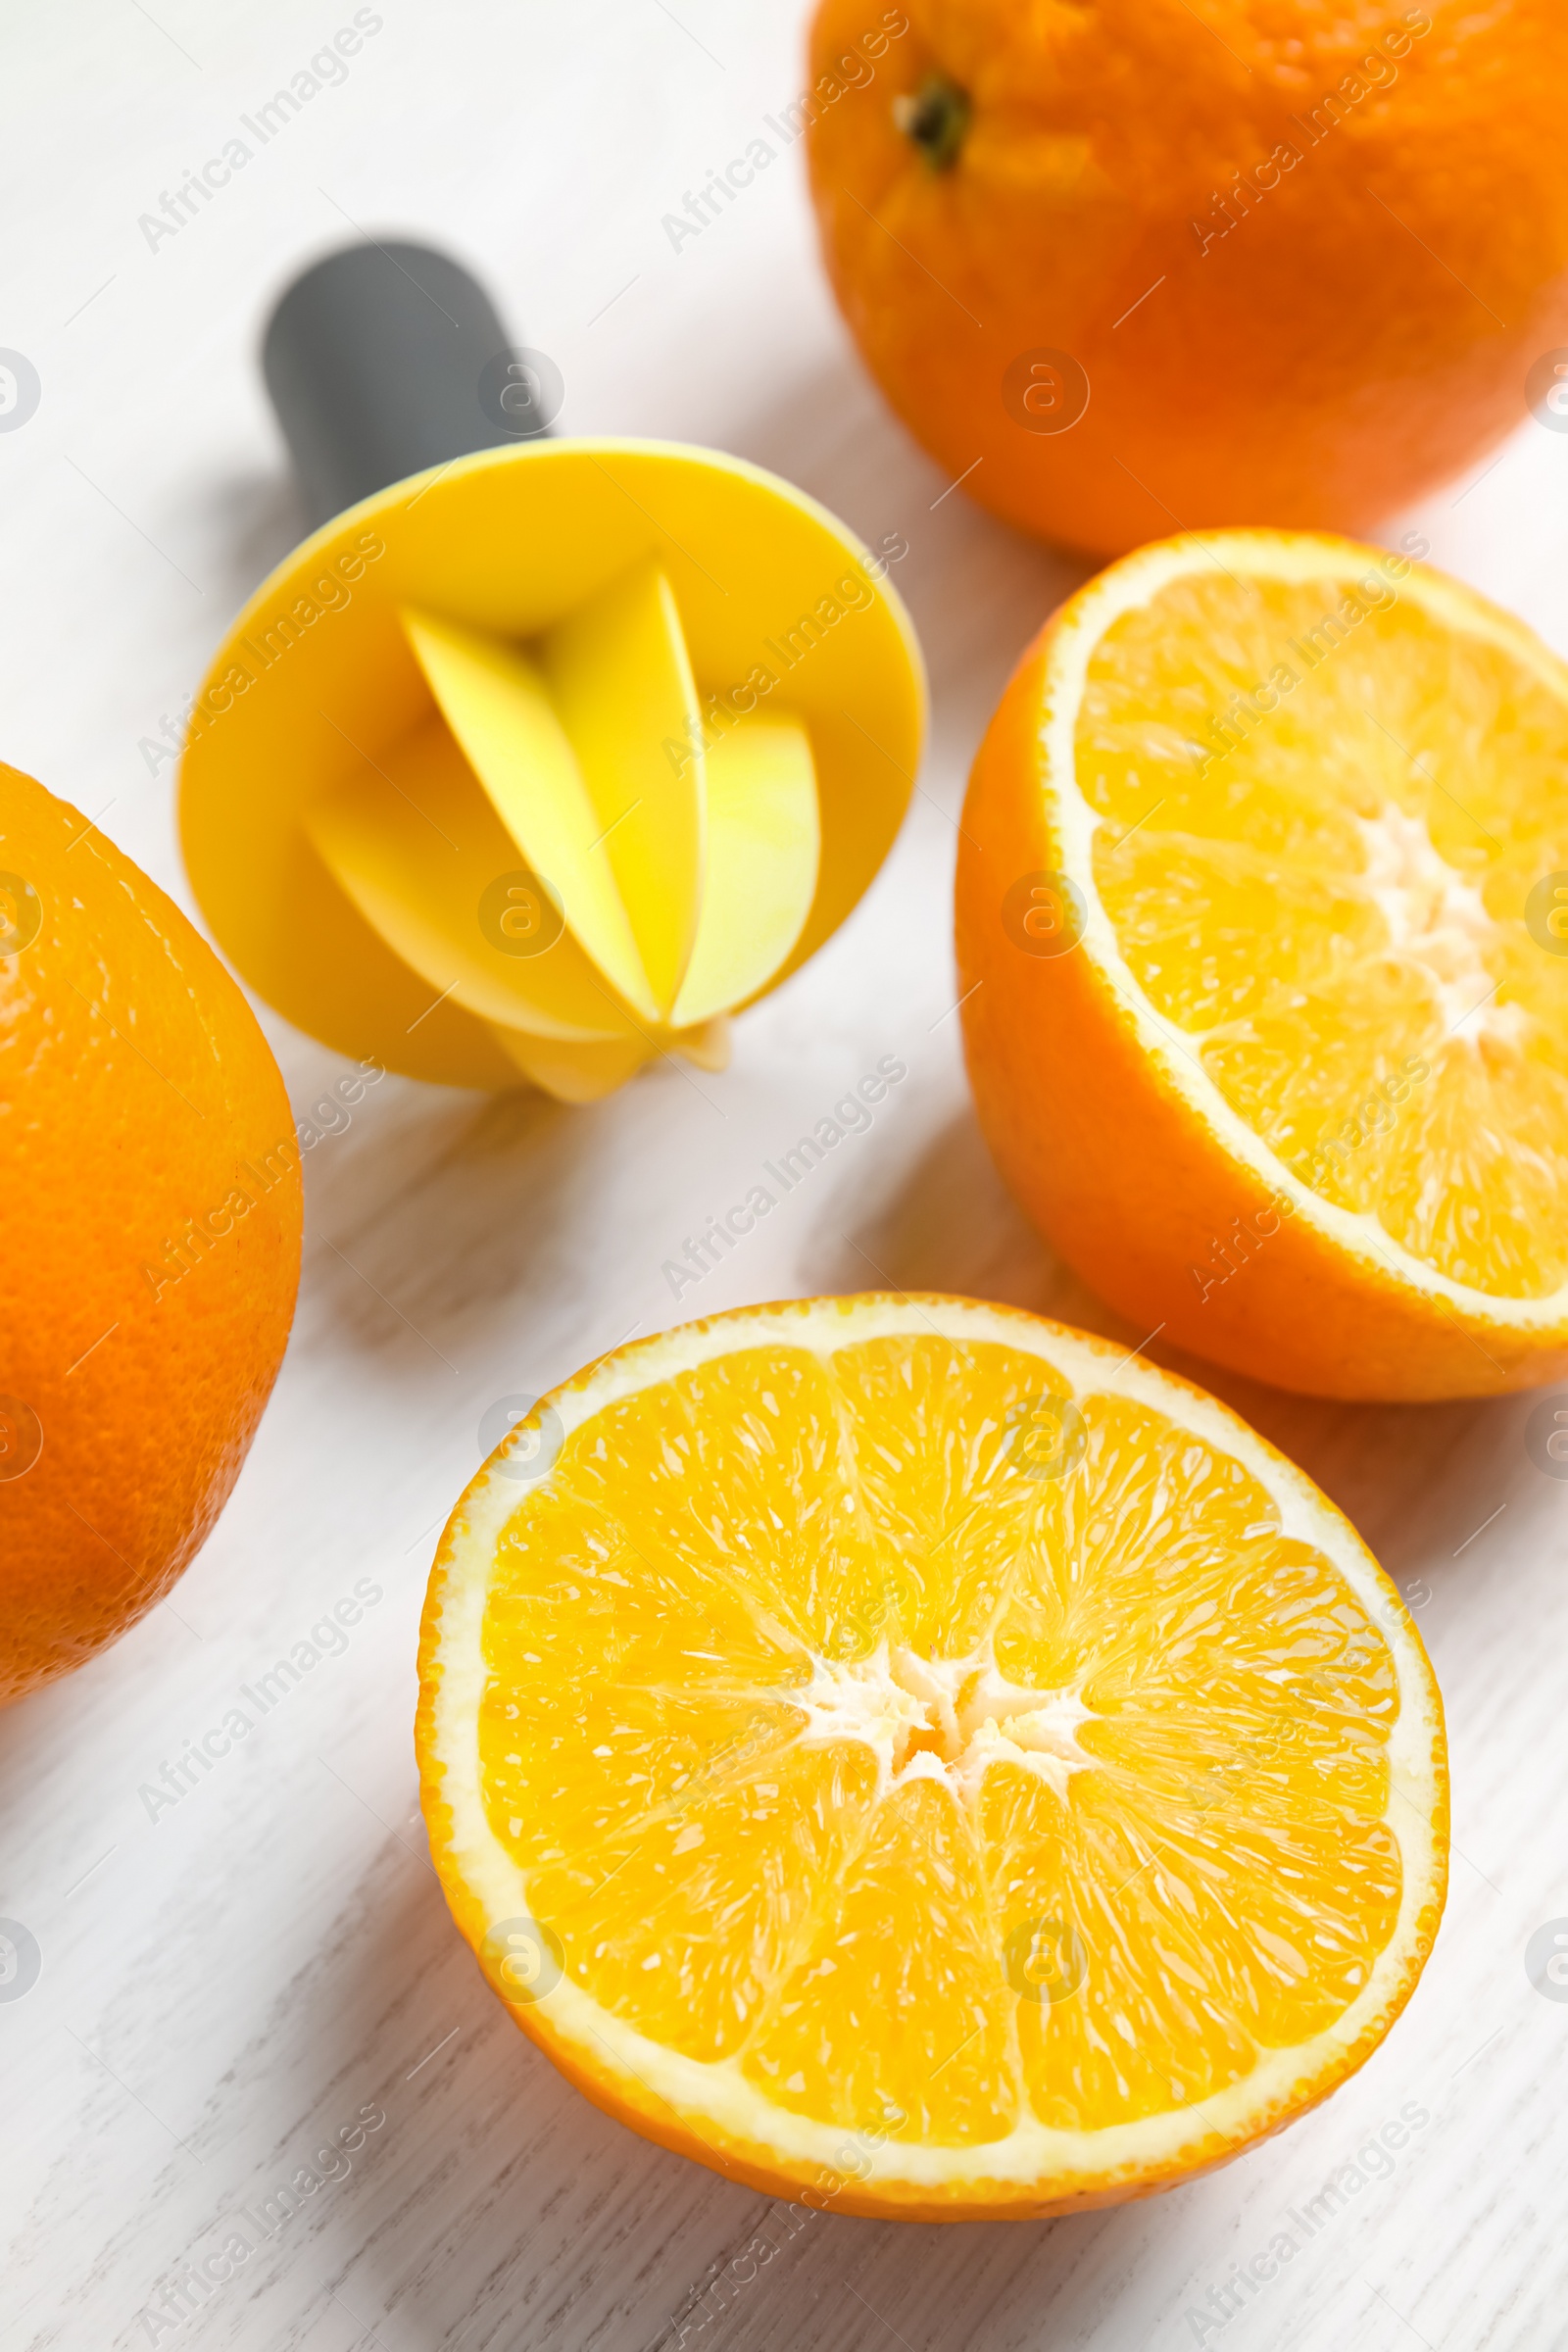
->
[1353,805,1527,1049]
[1050,530,1568,1327]
[797,1638,1097,1804]
[421,1295,1446,2198]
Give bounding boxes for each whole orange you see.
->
[806,0,1568,555]
[0,767,302,1703]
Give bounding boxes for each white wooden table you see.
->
[4,5,1568,2347]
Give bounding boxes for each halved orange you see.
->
[957,530,1568,1399]
[416,1294,1446,2220]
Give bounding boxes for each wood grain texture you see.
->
[3,4,1567,2347]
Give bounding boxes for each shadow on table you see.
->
[182,465,308,612]
[287,1074,630,1393]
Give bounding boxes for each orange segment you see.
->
[528,1740,878,2066]
[744,1774,1016,2144]
[417,1294,1446,2219]
[556,1347,891,1660]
